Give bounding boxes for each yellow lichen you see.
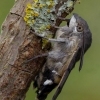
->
[34,12,39,16]
[24,0,56,36]
[48,1,54,8]
[27,3,32,9]
[24,17,28,22]
[39,4,44,8]
[33,3,38,8]
[33,0,38,3]
[32,20,35,24]
[47,9,50,13]
[47,25,51,29]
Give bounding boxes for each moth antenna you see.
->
[24,53,48,64]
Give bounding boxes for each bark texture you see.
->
[0,0,77,100]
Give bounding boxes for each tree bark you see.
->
[0,0,77,100]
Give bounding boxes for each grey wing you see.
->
[52,50,78,100]
[52,33,92,100]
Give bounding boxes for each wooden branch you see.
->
[0,0,77,100]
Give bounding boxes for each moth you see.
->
[28,13,92,100]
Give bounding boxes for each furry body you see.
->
[33,14,92,100]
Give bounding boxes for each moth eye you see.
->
[77,25,83,32]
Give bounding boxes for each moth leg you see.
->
[48,38,67,43]
[52,68,71,100]
[57,16,70,22]
[30,32,67,43]
[25,53,48,64]
[30,29,45,38]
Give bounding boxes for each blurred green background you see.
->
[0,0,100,100]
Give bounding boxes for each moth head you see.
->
[68,13,90,34]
